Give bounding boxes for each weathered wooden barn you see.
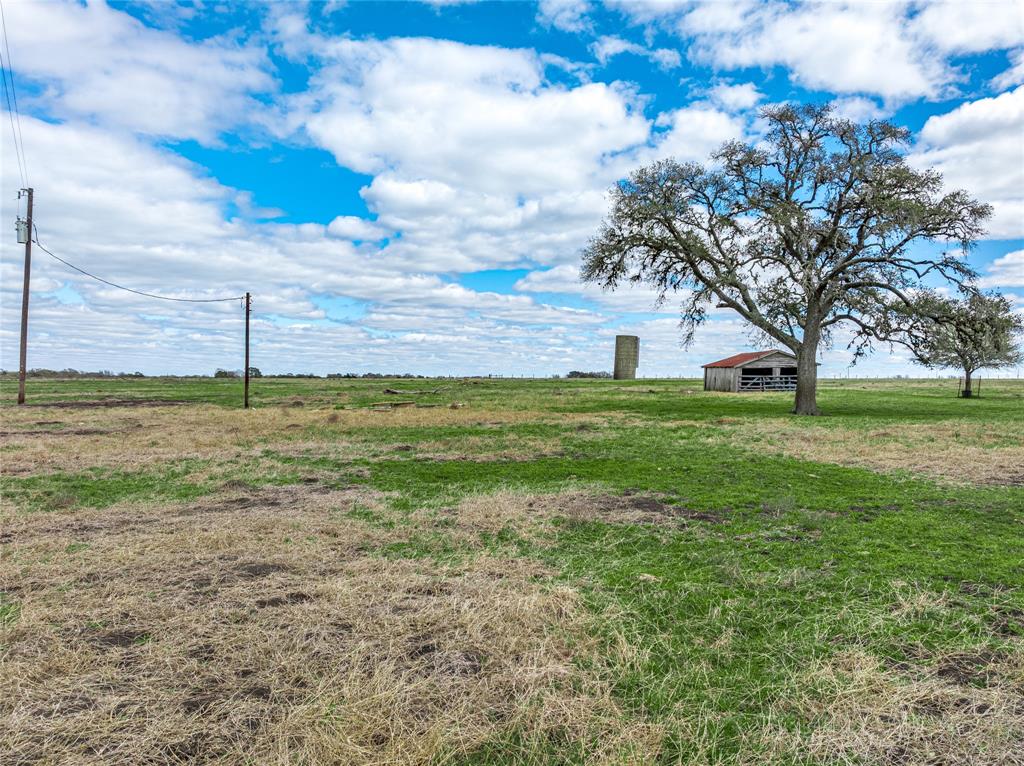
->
[702,350,799,392]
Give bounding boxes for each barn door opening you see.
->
[739,367,772,391]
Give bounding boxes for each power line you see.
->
[33,235,244,303]
[18,209,253,408]
[0,50,25,187]
[0,0,27,186]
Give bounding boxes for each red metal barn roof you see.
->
[702,350,787,368]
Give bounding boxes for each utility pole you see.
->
[243,291,251,409]
[17,187,33,405]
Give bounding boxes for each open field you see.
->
[2,376,1023,765]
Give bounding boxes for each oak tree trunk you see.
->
[793,335,820,416]
[962,368,973,398]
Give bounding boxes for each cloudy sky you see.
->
[1,0,1022,377]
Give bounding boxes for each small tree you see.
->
[901,292,1023,397]
[582,104,991,414]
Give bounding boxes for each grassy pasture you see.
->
[1,375,1022,765]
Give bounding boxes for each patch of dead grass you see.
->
[722,419,1024,485]
[764,647,1024,765]
[0,484,662,764]
[0,404,603,475]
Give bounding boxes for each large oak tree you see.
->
[582,104,991,414]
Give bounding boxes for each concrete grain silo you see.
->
[613,335,639,380]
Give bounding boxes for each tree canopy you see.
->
[582,103,991,414]
[896,291,1023,396]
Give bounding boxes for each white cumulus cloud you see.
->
[979,250,1024,288]
[4,2,1017,378]
[610,0,1024,104]
[706,82,763,111]
[911,86,1024,239]
[590,35,681,70]
[536,0,593,32]
[1,0,273,143]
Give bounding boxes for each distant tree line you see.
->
[566,370,612,378]
[1,368,146,378]
[0,369,454,379]
[326,372,427,379]
[213,370,430,379]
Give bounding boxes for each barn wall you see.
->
[704,352,799,393]
[738,352,797,370]
[703,367,736,392]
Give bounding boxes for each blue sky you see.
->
[1,0,1022,377]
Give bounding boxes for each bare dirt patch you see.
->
[429,490,720,548]
[0,485,661,764]
[556,492,722,525]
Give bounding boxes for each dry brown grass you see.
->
[4,481,1020,764]
[718,419,1024,485]
[0,484,662,765]
[0,404,600,475]
[764,648,1024,765]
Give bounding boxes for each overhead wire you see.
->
[1,2,247,392]
[0,49,25,187]
[0,0,27,187]
[3,0,242,307]
[33,232,245,304]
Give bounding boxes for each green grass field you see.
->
[1,376,1022,764]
